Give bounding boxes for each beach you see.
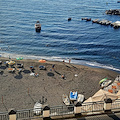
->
[0,57,119,112]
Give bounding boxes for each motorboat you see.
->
[35,21,41,32]
[62,94,70,106]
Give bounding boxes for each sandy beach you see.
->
[0,57,119,112]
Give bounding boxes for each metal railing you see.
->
[0,111,9,120]
[50,105,74,116]
[16,108,43,120]
[1,100,120,120]
[81,101,104,113]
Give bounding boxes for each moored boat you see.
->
[35,21,41,32]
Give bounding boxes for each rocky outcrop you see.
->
[105,9,120,15]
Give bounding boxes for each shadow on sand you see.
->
[47,72,54,76]
[14,73,23,79]
[0,66,6,70]
[23,70,31,74]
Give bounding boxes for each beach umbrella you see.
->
[84,97,93,103]
[83,89,118,104]
[99,78,107,84]
[8,61,15,65]
[39,59,46,63]
[16,57,23,60]
[91,89,118,102]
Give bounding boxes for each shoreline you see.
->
[0,57,119,112]
[1,52,120,73]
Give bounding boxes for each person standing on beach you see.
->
[52,64,55,70]
[69,59,71,64]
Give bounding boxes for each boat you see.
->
[69,91,78,101]
[33,102,42,115]
[62,94,70,106]
[77,94,85,103]
[100,80,112,88]
[35,21,41,32]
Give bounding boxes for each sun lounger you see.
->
[39,66,46,70]
[7,68,15,72]
[62,94,70,106]
[16,63,23,68]
[16,68,22,72]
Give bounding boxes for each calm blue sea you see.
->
[0,0,120,71]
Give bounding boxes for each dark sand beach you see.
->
[0,57,119,112]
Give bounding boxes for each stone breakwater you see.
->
[105,9,120,15]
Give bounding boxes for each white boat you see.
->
[35,21,41,32]
[33,102,42,115]
[77,94,85,103]
[62,94,70,106]
[100,80,112,88]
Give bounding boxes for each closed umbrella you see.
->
[90,89,118,102]
[39,59,46,63]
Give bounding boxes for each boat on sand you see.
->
[62,94,70,106]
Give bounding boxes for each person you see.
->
[52,64,55,70]
[69,59,71,64]
[61,74,65,79]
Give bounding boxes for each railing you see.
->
[81,101,104,113]
[0,111,9,120]
[50,105,74,116]
[111,99,120,110]
[16,108,43,120]
[1,100,120,120]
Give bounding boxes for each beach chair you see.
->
[16,68,22,72]
[116,82,120,90]
[39,65,46,70]
[112,85,117,93]
[108,89,113,93]
[7,68,15,72]
[17,63,23,68]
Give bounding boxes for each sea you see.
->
[0,0,120,72]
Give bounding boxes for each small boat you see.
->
[62,94,70,106]
[100,80,112,88]
[7,68,15,72]
[35,21,41,32]
[69,91,78,101]
[77,94,85,103]
[33,102,42,115]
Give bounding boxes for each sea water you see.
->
[0,0,120,71]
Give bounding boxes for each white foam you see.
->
[0,52,120,72]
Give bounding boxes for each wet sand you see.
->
[0,57,119,112]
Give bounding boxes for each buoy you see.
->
[68,18,72,21]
